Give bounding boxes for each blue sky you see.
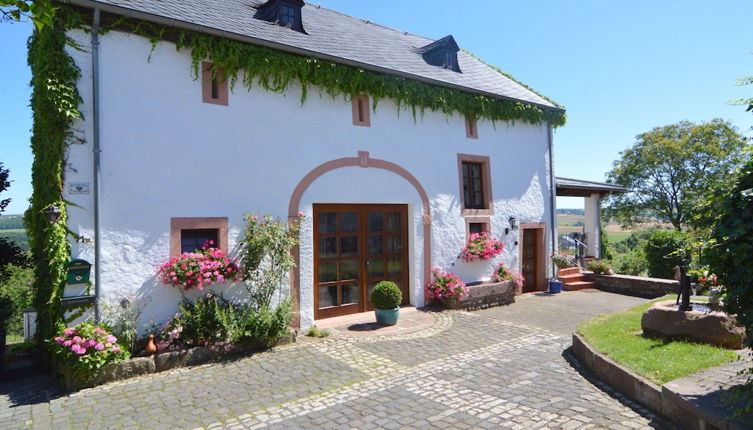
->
[1,0,751,214]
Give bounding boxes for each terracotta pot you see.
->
[145,335,157,355]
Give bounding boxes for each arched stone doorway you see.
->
[288,151,432,328]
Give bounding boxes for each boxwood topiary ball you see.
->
[370,281,402,310]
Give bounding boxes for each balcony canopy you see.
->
[555,177,628,198]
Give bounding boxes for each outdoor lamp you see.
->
[505,217,518,235]
[43,205,62,224]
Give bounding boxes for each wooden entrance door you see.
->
[521,228,540,293]
[313,204,409,319]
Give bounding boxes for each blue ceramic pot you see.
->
[375,307,400,326]
[549,280,563,294]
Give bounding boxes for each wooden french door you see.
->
[521,228,539,293]
[313,204,409,319]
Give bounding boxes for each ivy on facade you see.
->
[25,5,82,364]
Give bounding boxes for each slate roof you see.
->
[69,0,562,111]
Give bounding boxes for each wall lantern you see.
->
[505,216,518,235]
[43,205,62,224]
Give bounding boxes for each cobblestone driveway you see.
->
[1,291,674,429]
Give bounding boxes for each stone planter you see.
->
[438,280,515,311]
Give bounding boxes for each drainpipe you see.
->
[92,9,102,322]
[547,123,557,279]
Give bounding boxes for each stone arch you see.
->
[287,151,432,327]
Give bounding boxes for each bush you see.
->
[587,260,612,274]
[49,322,130,384]
[370,281,402,309]
[100,296,148,354]
[644,229,689,279]
[706,155,753,417]
[0,265,34,337]
[612,247,648,276]
[158,292,292,352]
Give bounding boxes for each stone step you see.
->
[557,267,581,277]
[563,281,597,291]
[558,273,585,283]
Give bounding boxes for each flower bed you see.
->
[62,334,296,391]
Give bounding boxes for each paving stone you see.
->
[0,291,679,429]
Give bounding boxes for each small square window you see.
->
[465,218,490,241]
[170,217,228,256]
[180,229,219,253]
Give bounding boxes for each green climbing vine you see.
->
[100,10,566,126]
[25,5,82,366]
[177,31,566,126]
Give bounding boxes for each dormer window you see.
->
[253,0,307,33]
[279,4,297,27]
[416,35,461,73]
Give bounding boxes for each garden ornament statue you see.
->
[675,261,692,312]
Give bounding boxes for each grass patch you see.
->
[578,295,738,385]
[605,231,630,243]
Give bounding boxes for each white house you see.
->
[61,0,566,329]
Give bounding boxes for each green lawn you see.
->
[578,295,738,385]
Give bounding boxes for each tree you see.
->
[606,119,750,231]
[706,155,753,416]
[0,162,9,213]
[0,1,54,30]
[0,163,28,277]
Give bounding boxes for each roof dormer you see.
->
[417,35,461,72]
[253,0,307,33]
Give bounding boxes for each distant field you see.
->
[0,230,29,252]
[557,214,635,244]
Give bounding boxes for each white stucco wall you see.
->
[63,29,556,329]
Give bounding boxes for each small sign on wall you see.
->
[69,182,90,194]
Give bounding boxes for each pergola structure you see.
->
[555,177,628,259]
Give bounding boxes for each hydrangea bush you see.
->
[460,233,504,262]
[50,322,130,383]
[491,263,525,288]
[157,241,241,291]
[425,268,468,300]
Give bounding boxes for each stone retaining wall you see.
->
[584,273,678,298]
[572,333,750,430]
[439,280,515,311]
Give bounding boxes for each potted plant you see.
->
[460,233,504,262]
[548,277,563,294]
[370,281,402,326]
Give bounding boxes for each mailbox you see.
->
[66,259,91,285]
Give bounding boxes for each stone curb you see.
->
[571,333,662,414]
[572,333,752,430]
